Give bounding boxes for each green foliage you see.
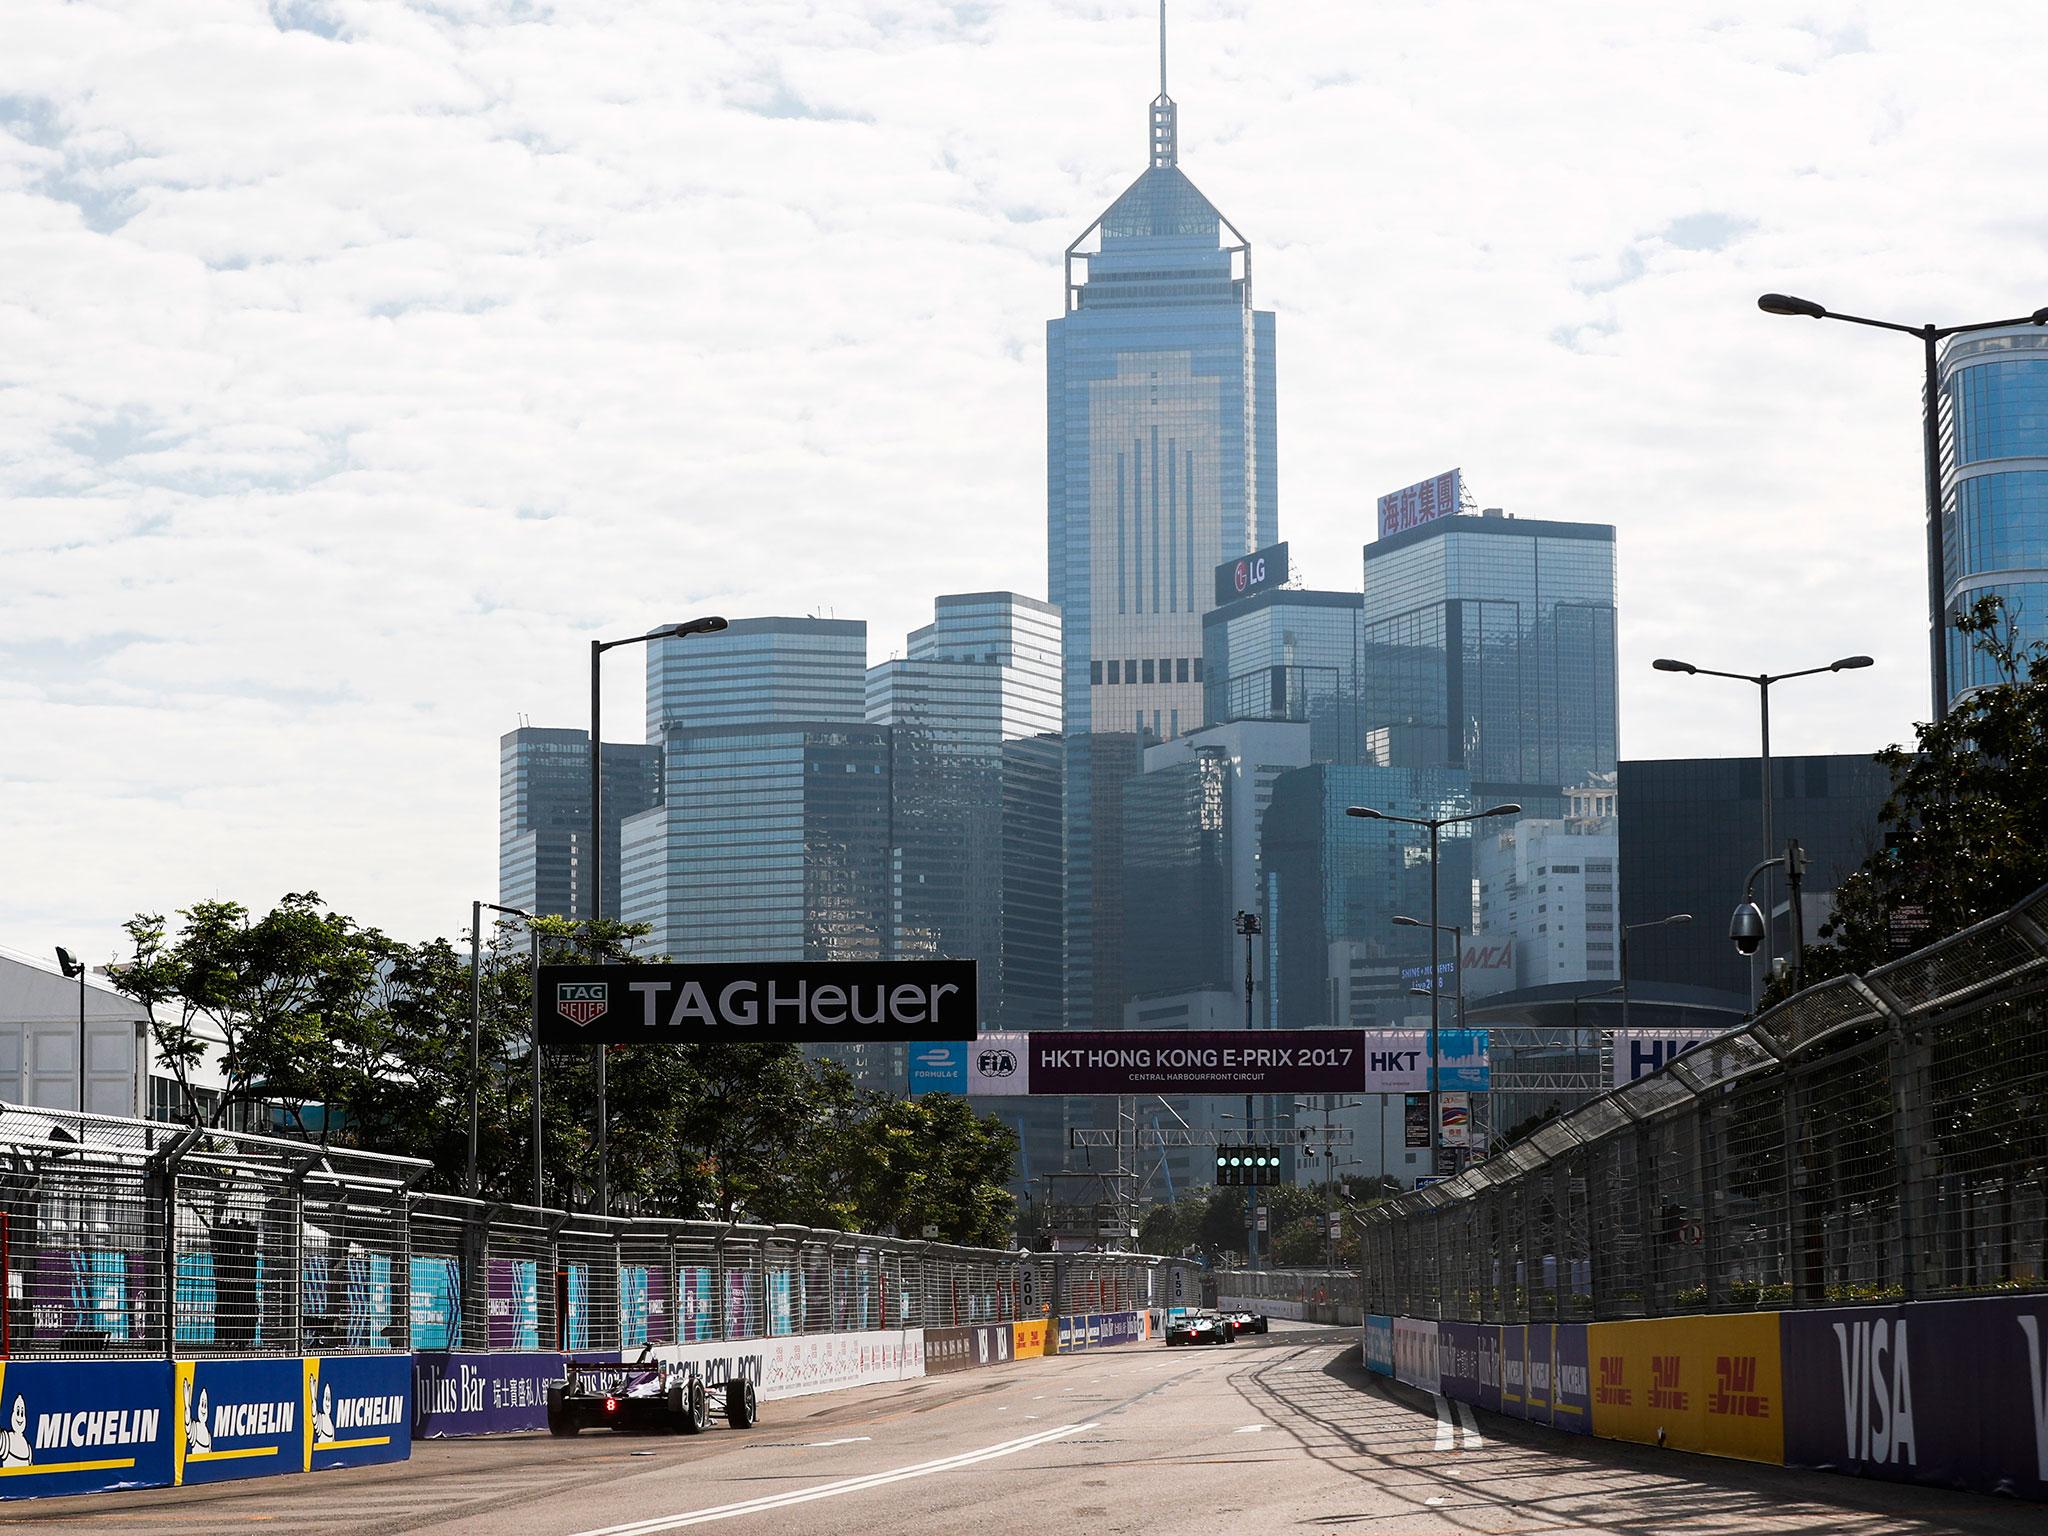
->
[109,896,1020,1241]
[1138,1173,1391,1268]
[1795,597,2048,989]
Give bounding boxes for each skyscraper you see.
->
[1941,325,2048,703]
[867,593,1064,1030]
[1050,12,1278,1023]
[1362,510,1618,817]
[499,726,661,921]
[1203,586,1364,763]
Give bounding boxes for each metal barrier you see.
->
[0,1101,1193,1359]
[1360,881,2048,1321]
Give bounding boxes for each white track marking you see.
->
[1454,1400,1483,1448]
[567,1422,1099,1536]
[1234,1423,1266,1434]
[807,1437,872,1447]
[1431,1393,1456,1451]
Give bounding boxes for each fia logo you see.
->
[978,1050,1016,1078]
[556,982,609,1027]
[1831,1317,1916,1466]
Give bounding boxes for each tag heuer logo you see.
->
[978,1049,1016,1077]
[556,982,609,1027]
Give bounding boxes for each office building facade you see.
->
[1941,325,2048,703]
[1362,511,1618,817]
[1203,588,1364,763]
[1618,753,1891,1007]
[498,726,661,921]
[1471,805,1620,997]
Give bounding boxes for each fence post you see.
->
[1781,1064,1812,1308]
[1860,977,1928,1300]
[1636,1125,1660,1318]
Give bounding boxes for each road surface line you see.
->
[1431,1393,1455,1451]
[1453,1400,1483,1448]
[567,1421,1099,1536]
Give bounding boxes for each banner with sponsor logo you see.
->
[1393,1317,1440,1394]
[1361,1030,1490,1092]
[908,1041,968,1096]
[1549,1324,1592,1435]
[487,1258,540,1351]
[537,962,976,1046]
[1012,1318,1050,1359]
[306,1354,411,1472]
[655,1329,922,1400]
[410,1256,463,1352]
[173,1357,302,1486]
[1213,540,1289,607]
[1588,1314,1784,1463]
[924,1324,1015,1376]
[1438,1321,1493,1409]
[1608,1029,1723,1088]
[1056,1313,1143,1353]
[0,1358,172,1500]
[413,1352,572,1437]
[1502,1321,1526,1417]
[1780,1295,2048,1501]
[966,1033,1030,1095]
[1363,1315,1394,1376]
[1008,1031,1366,1096]
[1377,468,1461,539]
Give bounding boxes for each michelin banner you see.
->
[0,1359,171,1500]
[174,1357,303,1486]
[1780,1295,2048,1501]
[305,1355,411,1472]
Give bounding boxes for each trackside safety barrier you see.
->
[1358,881,2048,1501]
[0,1101,1197,1497]
[1211,1268,1362,1325]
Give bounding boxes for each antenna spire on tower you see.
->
[1149,0,1178,168]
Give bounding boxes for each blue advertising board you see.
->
[1363,1315,1394,1376]
[908,1040,969,1096]
[307,1354,410,1472]
[413,1352,568,1438]
[1432,1029,1491,1091]
[411,1256,463,1351]
[0,1359,172,1500]
[173,1356,303,1486]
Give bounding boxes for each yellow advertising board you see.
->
[1012,1319,1049,1359]
[1587,1313,1785,1464]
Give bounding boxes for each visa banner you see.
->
[0,1358,172,1500]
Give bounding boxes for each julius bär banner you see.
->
[536,962,976,1046]
[1014,1030,1367,1095]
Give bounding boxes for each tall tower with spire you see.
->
[1048,3,1279,1025]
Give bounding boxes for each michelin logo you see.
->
[309,1370,404,1447]
[2,1388,161,1464]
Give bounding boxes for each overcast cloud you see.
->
[4,0,2042,965]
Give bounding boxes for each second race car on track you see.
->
[1226,1309,1270,1337]
[1163,1310,1234,1346]
[547,1346,759,1435]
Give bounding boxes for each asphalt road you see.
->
[1,1324,2037,1535]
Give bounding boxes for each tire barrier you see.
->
[1369,1296,2048,1500]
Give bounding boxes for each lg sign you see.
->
[1214,541,1288,607]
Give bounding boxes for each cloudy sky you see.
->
[4,0,2041,966]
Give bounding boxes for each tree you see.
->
[1794,596,2048,987]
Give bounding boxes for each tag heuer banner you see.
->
[536,961,977,1046]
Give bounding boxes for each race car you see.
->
[1225,1309,1270,1337]
[1163,1310,1234,1346]
[547,1347,759,1435]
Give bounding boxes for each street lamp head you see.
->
[660,616,729,639]
[1480,802,1522,819]
[1758,292,1827,320]
[1391,915,1422,928]
[1345,806,1383,820]
[1652,658,1697,674]
[2032,308,2048,327]
[1829,655,1875,672]
[54,947,83,979]
[1663,912,1694,927]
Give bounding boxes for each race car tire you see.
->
[679,1377,708,1434]
[725,1380,757,1429]
[547,1384,578,1436]
[1256,1320,1269,1334]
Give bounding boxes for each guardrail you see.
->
[1358,880,2048,1322]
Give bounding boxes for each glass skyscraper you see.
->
[498,726,660,921]
[1941,325,2048,701]
[1203,588,1364,764]
[1049,46,1277,1025]
[867,593,1064,1031]
[1361,512,1618,816]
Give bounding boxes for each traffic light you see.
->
[1214,1147,1289,1186]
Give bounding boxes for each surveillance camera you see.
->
[1728,901,1766,957]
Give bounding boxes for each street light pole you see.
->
[468,900,535,1198]
[1651,655,1870,1002]
[1349,801,1520,1178]
[588,615,727,1215]
[1620,913,1692,1040]
[1757,293,2048,714]
[55,948,86,1114]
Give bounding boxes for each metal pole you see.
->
[1758,677,1774,985]
[1620,926,1630,1040]
[467,900,482,1197]
[531,926,544,1209]
[1787,840,1807,991]
[589,639,608,1217]
[1922,326,1949,717]
[77,966,87,1115]
[1428,821,1441,1178]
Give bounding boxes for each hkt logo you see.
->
[978,1050,1017,1077]
[556,982,609,1027]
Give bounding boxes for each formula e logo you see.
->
[978,1050,1016,1077]
[556,983,609,1027]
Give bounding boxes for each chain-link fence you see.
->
[0,1101,1185,1359]
[1361,881,2048,1322]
